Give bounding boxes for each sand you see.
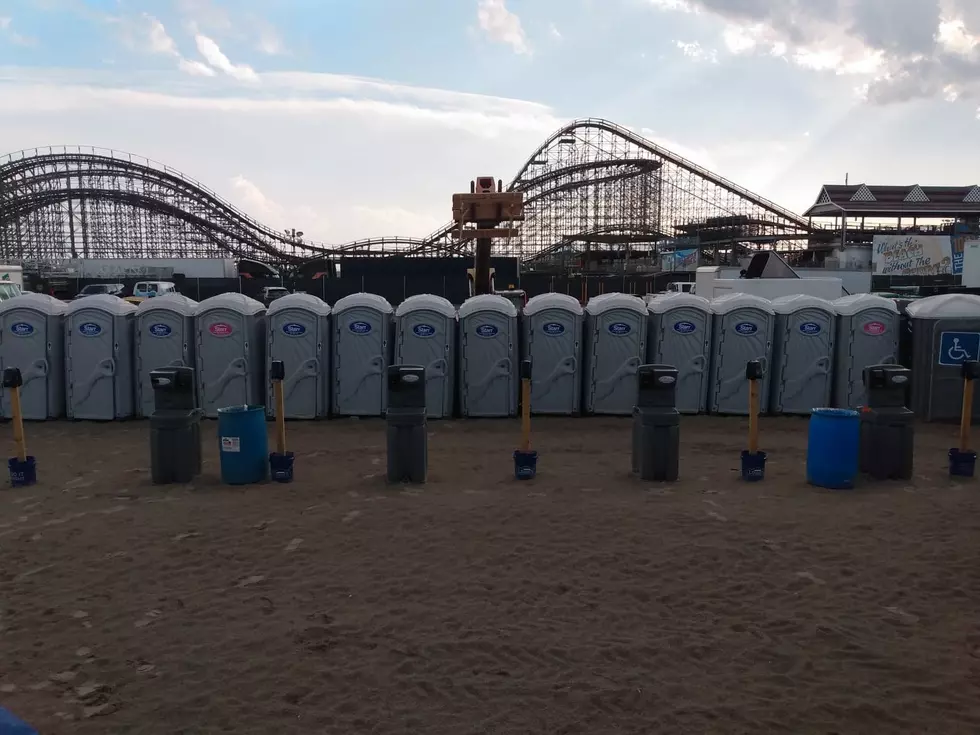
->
[2,415,980,734]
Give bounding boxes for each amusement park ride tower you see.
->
[452,177,524,296]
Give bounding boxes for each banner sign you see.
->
[872,235,962,276]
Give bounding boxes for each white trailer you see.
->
[0,265,24,301]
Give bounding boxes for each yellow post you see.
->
[274,380,286,455]
[748,378,759,454]
[959,375,974,452]
[10,385,26,462]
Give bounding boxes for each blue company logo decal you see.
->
[673,321,696,334]
[734,322,758,336]
[475,324,499,338]
[413,324,436,338]
[78,322,102,337]
[608,322,631,336]
[349,321,372,335]
[10,322,34,337]
[542,322,565,336]
[148,323,172,338]
[799,321,822,336]
[282,322,306,337]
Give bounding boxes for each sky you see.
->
[1,0,979,245]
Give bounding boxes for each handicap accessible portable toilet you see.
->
[64,294,137,420]
[195,293,266,418]
[135,293,198,417]
[583,293,647,415]
[458,294,518,417]
[907,293,980,421]
[832,293,900,409]
[769,295,836,415]
[333,292,393,416]
[521,293,584,415]
[708,293,775,415]
[647,293,711,414]
[394,294,456,419]
[267,293,331,419]
[0,293,66,420]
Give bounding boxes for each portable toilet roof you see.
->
[524,292,583,316]
[0,292,66,315]
[268,292,331,316]
[136,292,197,317]
[334,292,393,314]
[396,293,456,318]
[833,293,899,316]
[585,293,646,316]
[459,294,517,318]
[648,293,710,313]
[905,293,980,318]
[65,293,136,316]
[771,294,835,314]
[195,292,264,315]
[710,293,775,315]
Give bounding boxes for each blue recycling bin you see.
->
[807,408,860,489]
[0,707,37,735]
[217,405,268,485]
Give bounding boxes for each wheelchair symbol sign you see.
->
[939,331,980,366]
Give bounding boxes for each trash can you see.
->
[217,404,268,485]
[806,408,860,489]
[859,364,914,481]
[386,365,427,484]
[149,366,203,485]
[631,364,680,482]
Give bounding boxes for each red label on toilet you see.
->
[209,322,233,337]
[863,321,886,335]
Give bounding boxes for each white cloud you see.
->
[674,40,717,63]
[194,34,259,81]
[549,23,562,40]
[0,16,38,46]
[477,0,530,55]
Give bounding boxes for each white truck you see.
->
[0,265,24,301]
[694,251,846,300]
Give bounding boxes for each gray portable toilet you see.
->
[394,294,456,419]
[647,293,711,414]
[64,294,137,420]
[194,293,266,418]
[832,293,900,409]
[522,293,583,415]
[583,293,648,415]
[907,294,980,421]
[769,294,836,415]
[458,294,518,417]
[0,293,66,420]
[333,292,393,417]
[708,293,775,415]
[135,293,198,418]
[267,293,331,419]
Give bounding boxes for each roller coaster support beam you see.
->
[452,177,524,296]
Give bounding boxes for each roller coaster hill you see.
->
[3,117,961,305]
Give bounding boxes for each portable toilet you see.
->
[135,293,198,417]
[647,293,711,414]
[708,293,775,415]
[64,294,137,420]
[832,293,900,409]
[521,293,584,415]
[583,293,647,415]
[907,293,980,421]
[194,293,266,418]
[333,292,393,416]
[769,295,836,415]
[394,294,456,419]
[457,294,518,417]
[266,293,331,419]
[0,293,66,420]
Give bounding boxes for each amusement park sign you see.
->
[872,235,964,277]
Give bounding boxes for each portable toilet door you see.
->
[522,293,583,415]
[832,294,900,409]
[458,294,518,417]
[769,295,836,415]
[394,294,456,419]
[583,293,647,415]
[907,294,980,421]
[333,293,393,416]
[647,293,711,414]
[135,293,198,417]
[708,293,775,415]
[65,294,137,420]
[266,293,331,419]
[195,293,266,418]
[0,293,66,420]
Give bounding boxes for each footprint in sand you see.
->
[883,606,919,624]
[795,571,826,585]
[284,538,303,553]
[342,511,361,523]
[706,510,728,522]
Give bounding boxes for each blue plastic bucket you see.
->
[217,405,268,485]
[740,450,766,481]
[513,450,538,480]
[269,451,295,483]
[948,448,977,478]
[807,408,860,489]
[8,456,36,487]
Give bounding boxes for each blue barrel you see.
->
[807,408,860,489]
[217,405,268,485]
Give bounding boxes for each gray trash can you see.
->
[386,365,427,484]
[858,364,913,480]
[149,366,203,485]
[631,364,680,481]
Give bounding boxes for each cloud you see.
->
[674,40,717,63]
[549,23,562,40]
[477,0,530,55]
[194,34,259,81]
[176,0,286,56]
[0,16,38,46]
[112,13,218,78]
